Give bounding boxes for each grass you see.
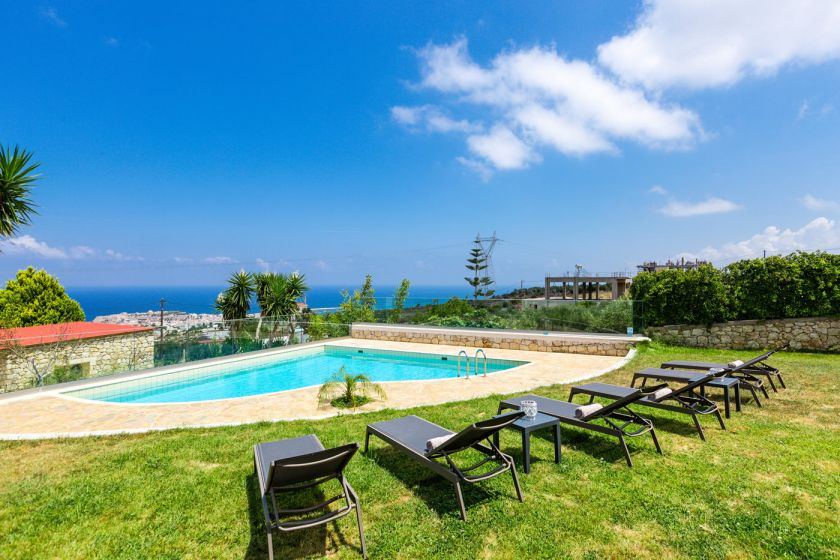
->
[1,343,839,559]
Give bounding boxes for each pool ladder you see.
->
[457,349,488,378]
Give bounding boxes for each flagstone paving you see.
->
[0,338,628,439]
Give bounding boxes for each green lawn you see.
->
[1,343,838,559]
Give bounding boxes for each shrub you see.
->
[724,252,840,320]
[631,265,730,327]
[0,267,85,327]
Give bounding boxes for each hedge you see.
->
[631,251,840,327]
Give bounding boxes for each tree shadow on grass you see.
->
[365,446,501,519]
[244,472,362,560]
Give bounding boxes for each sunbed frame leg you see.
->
[650,427,663,455]
[691,414,706,441]
[777,373,787,389]
[618,435,633,467]
[454,482,467,521]
[266,531,274,560]
[715,409,726,430]
[767,375,778,392]
[510,459,524,503]
[356,502,367,559]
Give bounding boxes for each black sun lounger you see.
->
[254,435,366,560]
[498,392,662,467]
[364,411,525,520]
[568,373,725,441]
[631,366,763,416]
[661,348,786,393]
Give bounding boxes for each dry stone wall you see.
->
[350,324,638,357]
[646,317,840,352]
[0,331,155,393]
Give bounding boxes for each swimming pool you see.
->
[63,345,527,404]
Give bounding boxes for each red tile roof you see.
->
[0,322,154,347]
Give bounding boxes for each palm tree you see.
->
[317,366,386,408]
[0,145,40,240]
[261,272,308,342]
[215,270,254,339]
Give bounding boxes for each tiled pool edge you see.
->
[0,347,636,441]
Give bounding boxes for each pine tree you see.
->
[464,236,494,299]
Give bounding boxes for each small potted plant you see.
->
[317,366,386,409]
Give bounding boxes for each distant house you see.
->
[0,322,155,393]
[637,258,710,273]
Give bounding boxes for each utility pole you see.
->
[159,298,166,340]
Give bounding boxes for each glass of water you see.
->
[520,400,538,420]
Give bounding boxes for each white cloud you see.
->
[680,217,840,262]
[397,38,700,176]
[314,260,329,271]
[203,256,235,265]
[466,126,538,170]
[0,235,140,261]
[797,99,835,121]
[659,197,741,217]
[649,185,668,195]
[255,258,271,272]
[0,235,67,259]
[39,6,66,27]
[598,0,840,90]
[103,36,119,47]
[391,105,480,133]
[455,156,493,181]
[800,194,840,211]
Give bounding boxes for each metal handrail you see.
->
[474,349,487,377]
[457,350,470,378]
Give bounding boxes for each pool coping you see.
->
[55,344,532,407]
[0,344,636,440]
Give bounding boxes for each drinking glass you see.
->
[521,399,538,420]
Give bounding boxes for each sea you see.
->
[65,285,502,319]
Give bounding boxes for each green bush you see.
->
[631,264,730,327]
[631,252,840,328]
[0,267,85,327]
[725,252,840,320]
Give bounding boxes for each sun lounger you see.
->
[631,366,762,416]
[568,373,725,441]
[364,411,525,520]
[254,435,366,559]
[498,391,662,467]
[661,348,786,393]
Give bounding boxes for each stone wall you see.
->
[350,323,642,357]
[0,331,155,393]
[646,316,840,352]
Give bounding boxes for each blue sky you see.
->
[1,1,840,287]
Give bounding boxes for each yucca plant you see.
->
[0,145,40,239]
[317,366,386,409]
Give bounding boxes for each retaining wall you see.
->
[646,316,840,352]
[350,323,644,357]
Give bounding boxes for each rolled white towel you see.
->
[574,403,603,419]
[728,359,745,368]
[652,387,673,400]
[425,434,453,452]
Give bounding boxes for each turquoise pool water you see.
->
[63,346,527,404]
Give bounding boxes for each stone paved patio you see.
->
[0,338,630,439]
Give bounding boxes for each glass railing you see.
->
[0,317,352,395]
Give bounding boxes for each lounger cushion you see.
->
[652,387,673,400]
[575,403,603,418]
[426,435,453,452]
[728,359,745,368]
[368,415,453,455]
